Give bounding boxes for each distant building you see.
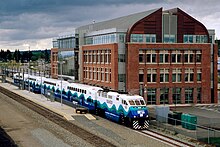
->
[52,7,218,105]
[51,33,79,81]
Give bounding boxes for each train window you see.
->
[129,100,135,105]
[122,100,128,105]
[85,91,87,94]
[135,100,141,105]
[108,95,112,99]
[140,100,145,105]
[116,97,119,101]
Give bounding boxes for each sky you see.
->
[0,0,219,51]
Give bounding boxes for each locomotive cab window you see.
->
[122,100,128,105]
[135,100,141,105]
[140,100,145,105]
[129,100,135,105]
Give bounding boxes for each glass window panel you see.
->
[188,35,193,43]
[152,74,157,82]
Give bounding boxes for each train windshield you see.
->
[129,99,146,106]
[129,100,135,105]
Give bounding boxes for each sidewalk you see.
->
[0,82,96,121]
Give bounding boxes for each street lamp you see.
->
[40,60,45,99]
[57,60,65,106]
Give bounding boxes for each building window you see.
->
[139,69,144,83]
[164,34,176,43]
[131,34,143,42]
[119,34,125,43]
[159,50,169,63]
[93,68,96,80]
[118,74,125,82]
[184,35,208,43]
[118,54,125,62]
[105,68,109,82]
[147,69,157,83]
[146,50,156,63]
[147,88,156,105]
[185,88,193,103]
[160,69,169,83]
[93,50,96,63]
[196,50,201,63]
[173,88,181,104]
[172,68,182,83]
[184,51,194,63]
[160,88,169,104]
[146,34,156,43]
[90,68,93,80]
[185,69,194,82]
[139,50,144,63]
[197,69,202,82]
[171,50,181,63]
[197,88,201,103]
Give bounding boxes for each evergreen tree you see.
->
[44,49,50,63]
[6,50,12,61]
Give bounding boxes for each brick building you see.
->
[52,7,218,105]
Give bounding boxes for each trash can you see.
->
[186,114,197,130]
[181,113,187,128]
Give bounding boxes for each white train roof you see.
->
[119,94,143,100]
[43,78,60,83]
[68,83,103,92]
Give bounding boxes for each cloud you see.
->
[0,0,219,51]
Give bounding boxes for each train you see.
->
[13,74,149,129]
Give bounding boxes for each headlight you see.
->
[134,116,136,118]
[146,115,148,118]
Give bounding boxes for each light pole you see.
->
[40,60,44,99]
[27,45,31,92]
[58,61,65,106]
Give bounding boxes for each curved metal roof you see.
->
[76,8,161,34]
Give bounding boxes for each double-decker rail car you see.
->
[41,78,69,101]
[25,75,45,93]
[13,73,28,85]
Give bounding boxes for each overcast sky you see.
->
[0,0,219,51]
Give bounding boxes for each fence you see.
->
[150,115,220,146]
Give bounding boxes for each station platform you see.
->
[0,82,96,121]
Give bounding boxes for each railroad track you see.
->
[0,86,115,147]
[138,129,194,147]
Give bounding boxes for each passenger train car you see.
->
[25,75,46,93]
[13,73,28,85]
[14,74,149,129]
[41,78,69,101]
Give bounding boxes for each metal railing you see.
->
[150,115,220,146]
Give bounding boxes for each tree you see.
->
[14,49,21,62]
[44,49,50,63]
[6,50,12,61]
